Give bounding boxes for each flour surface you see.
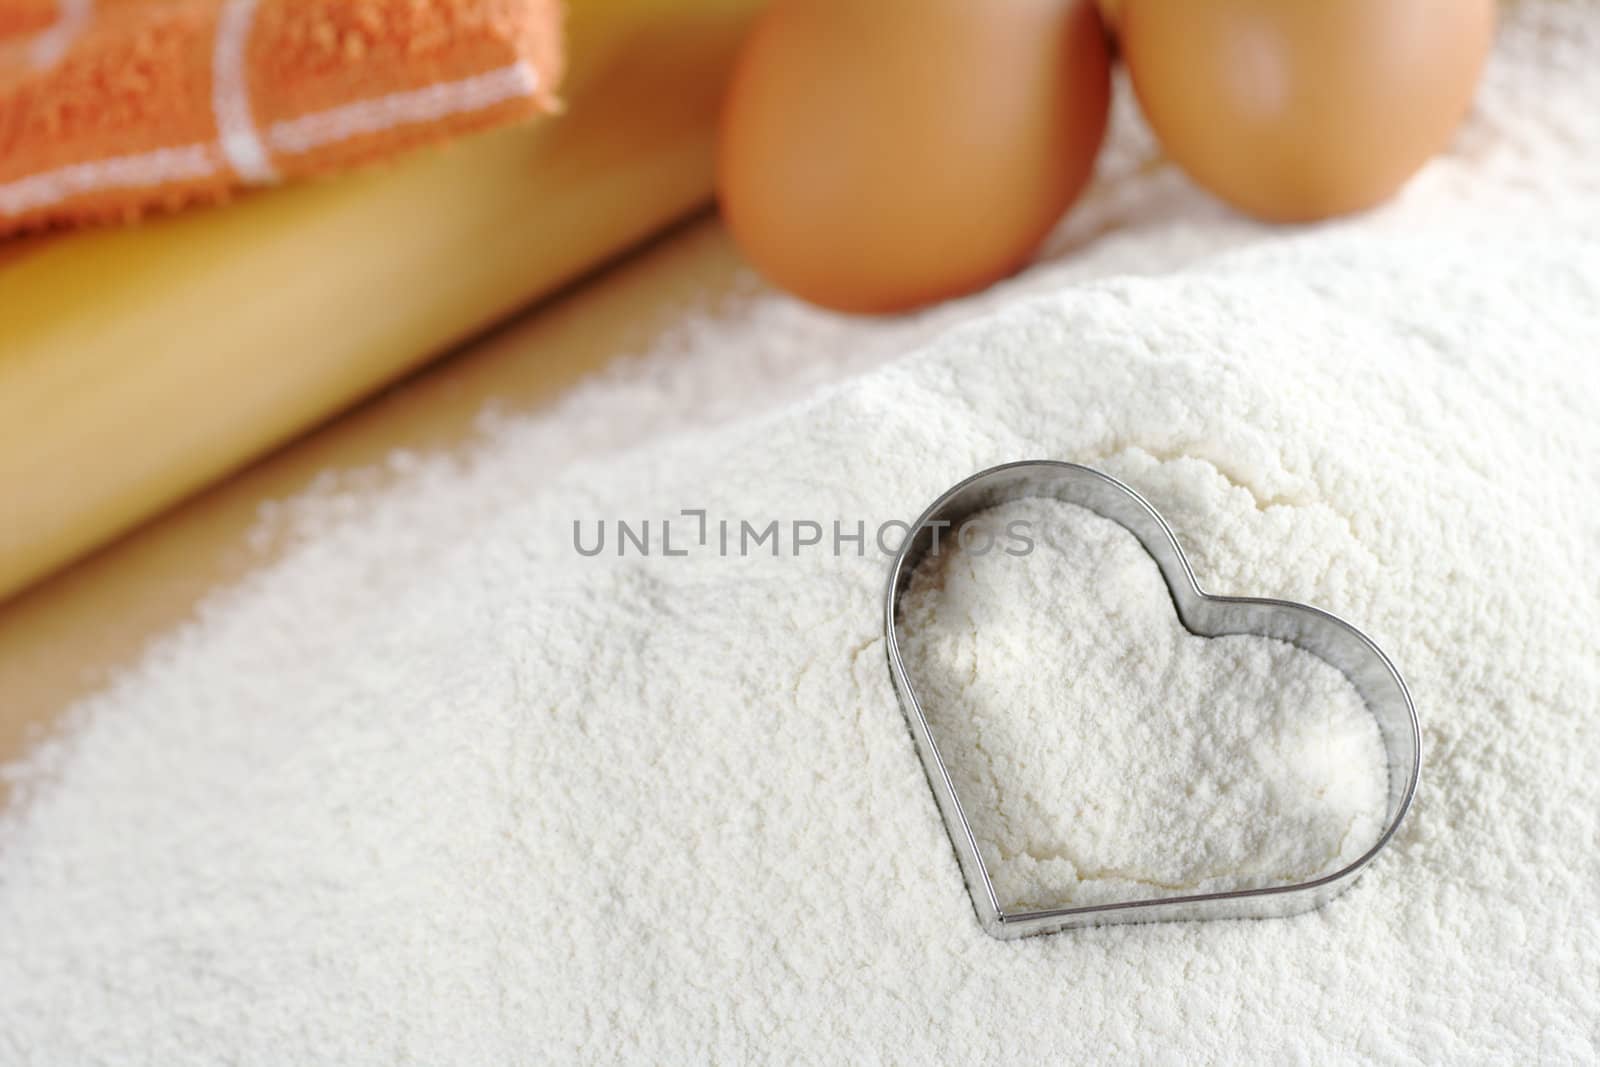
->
[899,499,1386,910]
[3,3,1599,1063]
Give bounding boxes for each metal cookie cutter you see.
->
[884,461,1419,940]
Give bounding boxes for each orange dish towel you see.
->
[0,0,564,235]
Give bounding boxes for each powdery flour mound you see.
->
[2,224,1596,1063]
[2,3,1599,1061]
[898,498,1387,911]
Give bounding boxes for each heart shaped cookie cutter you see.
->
[884,461,1420,940]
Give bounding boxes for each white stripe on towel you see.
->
[266,61,541,156]
[0,56,540,218]
[28,0,93,70]
[0,145,217,219]
[212,0,277,183]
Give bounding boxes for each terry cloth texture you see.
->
[0,0,564,234]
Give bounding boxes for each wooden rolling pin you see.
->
[0,0,763,601]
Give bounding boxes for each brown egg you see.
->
[1121,0,1495,222]
[716,0,1111,314]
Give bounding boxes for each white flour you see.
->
[3,2,1599,1062]
[898,499,1386,911]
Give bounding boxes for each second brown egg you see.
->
[1121,0,1496,223]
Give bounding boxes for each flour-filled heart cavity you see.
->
[896,496,1388,912]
